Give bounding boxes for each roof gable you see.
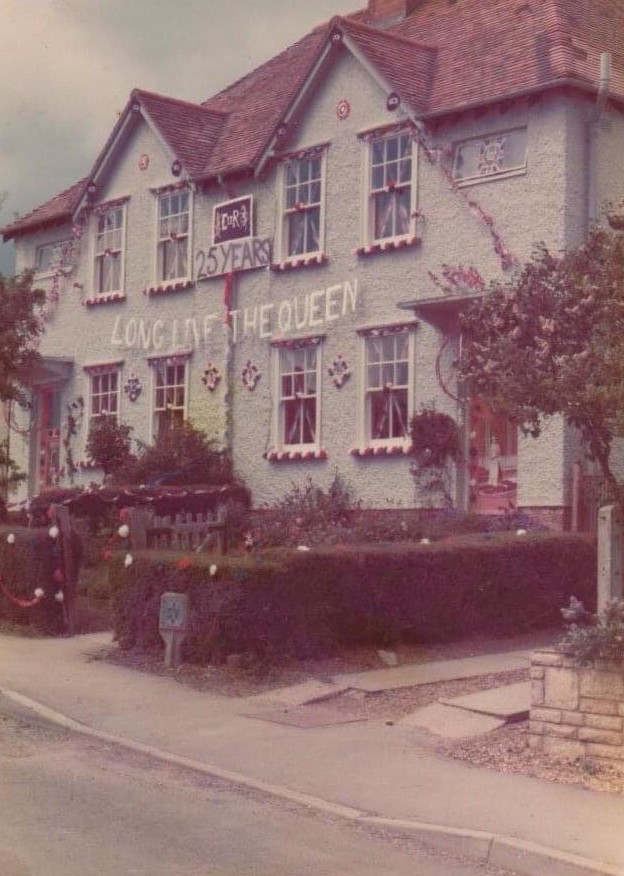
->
[6,0,624,241]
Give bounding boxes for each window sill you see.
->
[264,448,328,462]
[270,254,328,272]
[350,444,412,458]
[84,292,126,307]
[143,279,194,297]
[355,237,420,257]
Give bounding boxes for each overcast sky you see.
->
[0,0,362,274]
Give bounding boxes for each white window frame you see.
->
[452,127,528,187]
[278,149,326,261]
[272,339,323,452]
[359,328,414,448]
[155,188,192,283]
[34,239,70,278]
[361,130,418,246]
[150,359,189,441]
[93,205,126,295]
[89,368,121,422]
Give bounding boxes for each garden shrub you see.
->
[558,595,624,664]
[110,531,596,662]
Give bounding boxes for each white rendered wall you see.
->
[9,51,606,515]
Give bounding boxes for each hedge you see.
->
[0,525,65,632]
[109,531,597,662]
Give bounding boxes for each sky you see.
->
[0,0,363,275]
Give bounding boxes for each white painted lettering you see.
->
[110,316,123,347]
[137,319,151,351]
[343,278,359,315]
[325,284,342,321]
[243,306,258,337]
[308,290,324,327]
[230,309,239,343]
[153,319,165,350]
[124,318,138,348]
[259,303,274,338]
[294,294,309,330]
[203,314,218,346]
[278,300,292,333]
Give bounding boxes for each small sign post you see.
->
[159,592,189,668]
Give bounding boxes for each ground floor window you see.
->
[275,339,321,449]
[468,398,518,512]
[152,360,187,439]
[363,329,411,444]
[89,369,119,421]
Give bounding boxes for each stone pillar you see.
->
[597,504,623,611]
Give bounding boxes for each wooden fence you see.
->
[572,463,614,535]
[125,506,228,554]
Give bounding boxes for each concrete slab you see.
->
[241,704,367,728]
[439,681,530,720]
[399,702,505,737]
[248,679,347,708]
[339,650,531,692]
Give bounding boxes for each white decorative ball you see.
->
[6,533,15,544]
[124,553,134,568]
[118,524,130,539]
[420,538,430,545]
[54,591,64,602]
[516,529,527,536]
[49,525,60,539]
[34,588,44,598]
[209,564,218,577]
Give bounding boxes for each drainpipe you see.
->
[587,52,611,230]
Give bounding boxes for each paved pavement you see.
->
[1,631,623,876]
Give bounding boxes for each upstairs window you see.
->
[34,240,68,277]
[276,341,321,448]
[94,206,125,294]
[363,330,412,444]
[453,128,528,185]
[367,131,414,243]
[282,152,325,259]
[157,190,190,281]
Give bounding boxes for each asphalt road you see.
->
[0,706,516,876]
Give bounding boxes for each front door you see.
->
[37,388,62,491]
[468,398,517,513]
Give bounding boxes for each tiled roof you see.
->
[1,178,88,241]
[5,0,624,240]
[134,89,227,177]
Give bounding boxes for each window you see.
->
[157,190,190,281]
[94,206,125,294]
[152,361,187,439]
[34,240,68,276]
[276,342,320,448]
[453,128,528,184]
[90,370,120,421]
[367,131,414,243]
[282,152,324,258]
[364,330,412,444]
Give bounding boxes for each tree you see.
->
[0,271,44,406]
[459,228,624,503]
[85,414,134,478]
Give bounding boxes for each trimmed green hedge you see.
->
[110,532,597,661]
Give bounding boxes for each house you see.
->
[3,0,624,527]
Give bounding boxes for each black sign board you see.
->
[213,196,253,245]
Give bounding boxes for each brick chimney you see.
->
[367,0,421,25]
